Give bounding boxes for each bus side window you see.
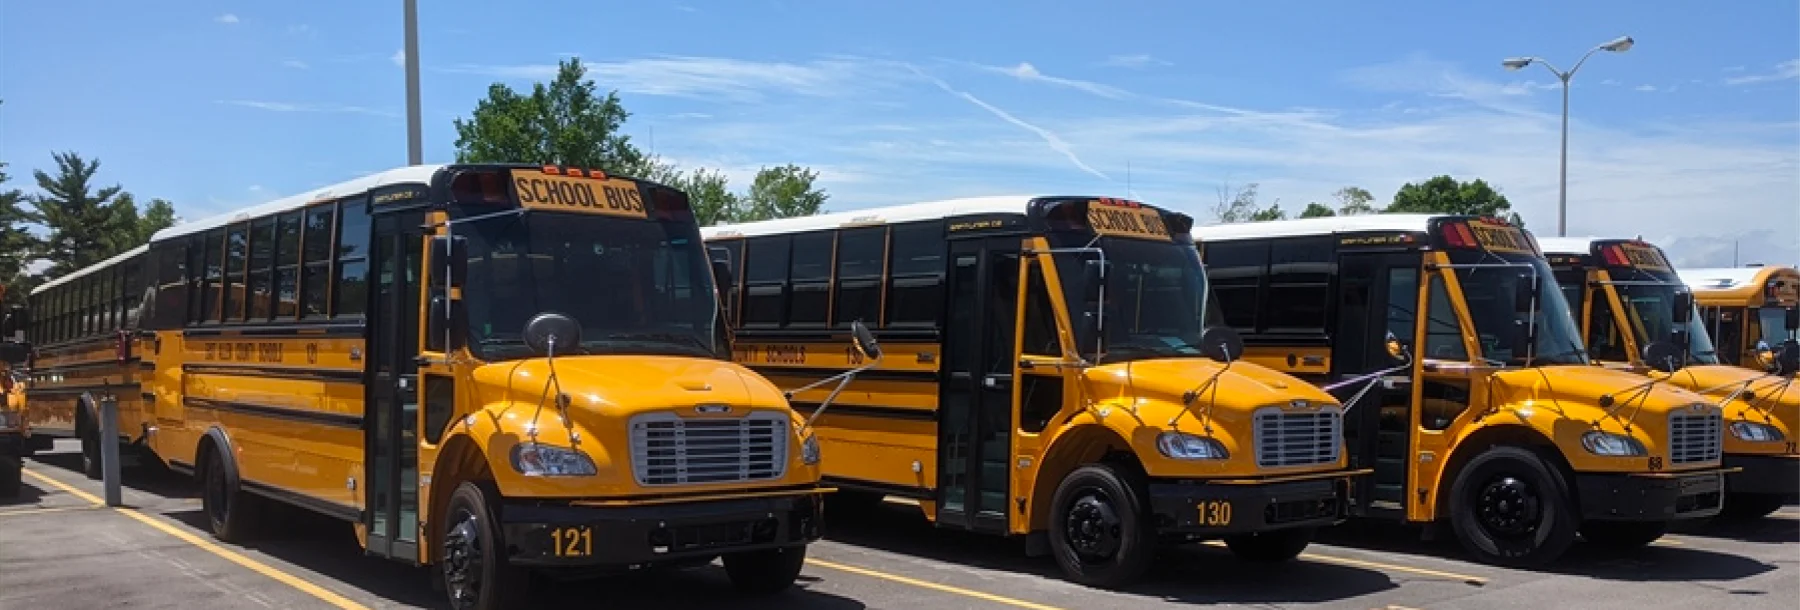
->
[1423,275,1468,360]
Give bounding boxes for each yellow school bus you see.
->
[18,245,153,480]
[702,196,1363,589]
[19,164,839,609]
[1,284,31,496]
[1194,215,1732,567]
[1678,265,1800,371]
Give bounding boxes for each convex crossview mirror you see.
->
[850,320,883,361]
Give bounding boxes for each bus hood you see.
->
[1662,364,1797,448]
[467,355,793,420]
[1488,365,1715,419]
[1082,357,1342,418]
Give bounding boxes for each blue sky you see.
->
[3,0,1796,267]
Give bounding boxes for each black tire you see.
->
[722,545,808,595]
[200,446,261,542]
[1718,492,1787,521]
[1447,445,1578,568]
[79,420,103,481]
[440,481,529,610]
[1047,463,1157,589]
[1580,520,1667,548]
[0,454,21,498]
[1224,526,1315,562]
[825,489,886,515]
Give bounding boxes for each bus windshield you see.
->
[1447,251,1590,366]
[459,211,720,361]
[1608,273,1720,365]
[1051,235,1224,363]
[1758,306,1795,348]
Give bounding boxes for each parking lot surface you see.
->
[3,441,1795,610]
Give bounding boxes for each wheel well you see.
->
[1027,425,1139,532]
[1433,424,1578,520]
[423,434,492,563]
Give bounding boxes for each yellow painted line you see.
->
[806,558,1066,610]
[23,469,369,610]
[1202,541,1487,585]
[1651,538,1683,546]
[0,505,98,518]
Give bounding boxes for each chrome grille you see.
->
[629,411,788,486]
[1254,406,1342,468]
[1667,409,1722,465]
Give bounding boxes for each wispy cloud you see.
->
[910,68,1109,180]
[674,4,698,12]
[1099,54,1171,69]
[287,24,315,36]
[979,62,1131,99]
[391,50,407,67]
[214,13,239,25]
[215,100,397,118]
[281,60,309,70]
[1724,59,1800,85]
[1600,78,1621,86]
[441,55,914,102]
[1634,84,1658,92]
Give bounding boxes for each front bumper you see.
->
[1147,471,1357,537]
[1724,453,1800,496]
[1575,468,1728,522]
[500,488,824,568]
[0,431,21,456]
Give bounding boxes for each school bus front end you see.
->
[1547,238,1798,519]
[420,165,826,603]
[0,300,25,495]
[705,195,1359,589]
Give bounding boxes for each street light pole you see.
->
[1502,35,1634,237]
[404,0,423,166]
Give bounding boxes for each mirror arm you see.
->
[791,360,881,437]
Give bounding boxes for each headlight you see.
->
[800,433,821,465]
[1581,430,1648,456]
[1156,432,1230,460]
[1730,421,1785,442]
[509,441,598,477]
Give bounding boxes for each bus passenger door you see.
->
[1330,251,1419,518]
[936,236,1021,534]
[1010,251,1073,534]
[365,208,426,561]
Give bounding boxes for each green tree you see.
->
[452,57,645,172]
[677,168,741,226]
[0,152,42,288]
[1299,202,1337,218]
[1211,182,1262,223]
[1332,186,1376,216]
[138,198,178,242]
[1385,175,1523,226]
[1249,204,1286,221]
[741,164,828,221]
[29,152,132,278]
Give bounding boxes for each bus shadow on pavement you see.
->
[1314,520,1780,583]
[158,504,865,610]
[1669,513,1800,546]
[1,479,46,506]
[30,446,198,501]
[822,501,1400,605]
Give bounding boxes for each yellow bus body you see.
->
[1196,215,1733,568]
[21,164,828,608]
[1542,243,1799,518]
[706,196,1360,588]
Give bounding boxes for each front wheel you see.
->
[1718,493,1787,521]
[441,482,529,610]
[1580,520,1667,548]
[1224,526,1315,562]
[1447,446,1578,568]
[0,454,20,498]
[722,545,807,595]
[1047,463,1156,589]
[201,449,262,542]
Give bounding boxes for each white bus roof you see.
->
[29,244,150,296]
[1678,267,1769,290]
[1537,236,1669,256]
[151,164,448,243]
[1190,214,1444,242]
[700,195,1042,240]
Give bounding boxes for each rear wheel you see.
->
[79,420,103,480]
[1718,492,1787,521]
[200,446,261,542]
[1047,463,1156,589]
[1580,520,1667,548]
[0,454,21,498]
[1447,446,1577,567]
[1224,526,1315,562]
[441,481,528,610]
[722,545,807,595]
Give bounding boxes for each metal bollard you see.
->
[99,394,121,506]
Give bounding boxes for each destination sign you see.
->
[509,170,648,219]
[1085,198,1171,242]
[1463,220,1534,254]
[1613,242,1672,272]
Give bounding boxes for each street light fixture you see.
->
[1502,35,1634,237]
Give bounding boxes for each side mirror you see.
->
[427,294,466,352]
[1642,340,1684,373]
[1778,340,1800,375]
[850,320,883,362]
[1671,291,1693,325]
[1082,258,1106,302]
[0,342,27,365]
[1786,306,1800,332]
[1384,330,1411,363]
[1199,326,1244,364]
[1514,273,1538,314]
[1755,340,1777,370]
[430,235,469,289]
[523,312,583,357]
